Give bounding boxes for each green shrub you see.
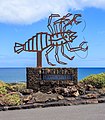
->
[0,87,7,94]
[9,83,26,92]
[80,73,105,88]
[3,93,21,106]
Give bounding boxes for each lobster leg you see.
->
[47,13,72,36]
[65,41,88,52]
[54,13,72,34]
[65,42,80,52]
[55,44,67,65]
[54,14,71,33]
[45,45,55,66]
[61,42,75,60]
[47,14,60,34]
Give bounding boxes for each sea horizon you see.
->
[0,67,105,83]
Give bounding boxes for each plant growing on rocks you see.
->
[0,87,7,95]
[0,81,8,95]
[8,83,26,92]
[2,93,21,106]
[80,73,105,88]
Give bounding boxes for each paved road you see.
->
[0,103,105,120]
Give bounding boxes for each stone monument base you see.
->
[27,67,77,92]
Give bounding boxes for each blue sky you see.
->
[0,0,105,68]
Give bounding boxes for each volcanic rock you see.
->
[23,95,32,103]
[21,89,33,95]
[33,91,58,103]
[72,91,79,97]
[81,93,98,99]
[57,95,64,100]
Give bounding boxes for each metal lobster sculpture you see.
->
[14,13,88,67]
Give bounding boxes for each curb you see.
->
[0,98,105,111]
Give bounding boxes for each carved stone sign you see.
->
[27,67,77,92]
[42,74,73,80]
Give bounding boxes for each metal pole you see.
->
[37,51,42,68]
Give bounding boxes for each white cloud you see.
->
[0,0,105,24]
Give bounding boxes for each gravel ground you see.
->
[0,103,105,120]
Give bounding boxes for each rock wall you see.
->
[27,68,77,92]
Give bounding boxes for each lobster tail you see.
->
[14,42,24,54]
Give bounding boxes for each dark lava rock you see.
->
[21,89,33,95]
[32,91,58,103]
[67,86,77,93]
[62,88,70,97]
[0,100,4,106]
[97,97,105,103]
[65,86,79,97]
[77,83,86,94]
[65,97,76,101]
[27,97,36,104]
[85,84,95,91]
[85,99,98,104]
[54,87,64,94]
[98,89,105,96]
[57,95,64,100]
[72,91,80,97]
[54,86,79,97]
[23,95,32,103]
[78,88,85,95]
[81,93,98,99]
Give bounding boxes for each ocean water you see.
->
[0,68,26,83]
[0,68,105,83]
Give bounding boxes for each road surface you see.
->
[0,103,105,120]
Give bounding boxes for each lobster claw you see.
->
[73,14,82,25]
[65,13,72,17]
[75,21,82,25]
[79,41,88,51]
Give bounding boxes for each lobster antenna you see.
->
[81,19,86,32]
[76,18,86,32]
